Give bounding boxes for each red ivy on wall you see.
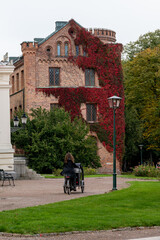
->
[37,20,125,163]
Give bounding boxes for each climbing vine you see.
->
[36,20,125,162]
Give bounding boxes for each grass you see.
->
[42,174,112,178]
[42,173,158,180]
[118,174,159,180]
[0,181,160,234]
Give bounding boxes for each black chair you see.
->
[0,169,15,186]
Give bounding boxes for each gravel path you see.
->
[0,177,160,240]
[0,177,132,211]
[0,227,160,240]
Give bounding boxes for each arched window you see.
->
[86,103,97,122]
[75,45,79,56]
[65,42,68,56]
[21,70,24,89]
[85,69,95,86]
[12,75,14,93]
[57,42,61,56]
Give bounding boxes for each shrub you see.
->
[53,169,62,176]
[83,167,97,175]
[12,107,101,173]
[133,164,160,178]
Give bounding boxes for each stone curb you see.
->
[0,226,159,238]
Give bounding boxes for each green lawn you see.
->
[0,181,160,234]
[42,174,112,178]
[43,173,158,180]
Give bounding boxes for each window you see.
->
[49,68,60,86]
[83,50,86,56]
[65,42,68,56]
[75,45,79,56]
[12,76,14,93]
[16,73,19,91]
[50,103,59,110]
[10,109,12,120]
[86,104,97,122]
[57,43,61,56]
[21,70,24,89]
[85,69,95,86]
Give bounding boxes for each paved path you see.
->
[0,227,160,240]
[0,177,160,240]
[0,177,132,211]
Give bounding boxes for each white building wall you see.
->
[0,62,14,171]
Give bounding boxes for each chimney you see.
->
[55,21,68,31]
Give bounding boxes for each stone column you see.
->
[0,63,14,171]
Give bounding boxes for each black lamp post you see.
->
[108,95,122,191]
[139,144,143,165]
[11,113,27,133]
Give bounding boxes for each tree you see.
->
[122,106,143,171]
[12,107,101,173]
[123,30,160,61]
[123,45,160,152]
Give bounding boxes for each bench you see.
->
[0,169,15,186]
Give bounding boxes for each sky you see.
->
[0,0,160,60]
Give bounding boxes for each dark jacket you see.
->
[61,160,78,177]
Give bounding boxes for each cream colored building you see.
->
[0,59,14,171]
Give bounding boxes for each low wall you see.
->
[14,157,26,179]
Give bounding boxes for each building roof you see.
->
[34,38,44,43]
[38,21,69,45]
[38,19,83,45]
[9,19,83,64]
[9,57,20,63]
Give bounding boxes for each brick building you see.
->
[10,19,123,173]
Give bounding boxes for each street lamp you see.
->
[11,113,27,133]
[108,95,122,191]
[13,116,19,127]
[139,144,143,165]
[21,113,28,126]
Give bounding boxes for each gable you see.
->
[38,19,83,46]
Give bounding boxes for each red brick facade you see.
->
[10,19,121,173]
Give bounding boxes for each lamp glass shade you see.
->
[139,144,143,149]
[108,95,122,109]
[21,113,27,125]
[13,116,19,127]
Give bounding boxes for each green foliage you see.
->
[123,29,160,60]
[133,164,160,178]
[11,107,101,173]
[83,167,97,175]
[53,169,62,176]
[51,167,98,176]
[123,45,160,152]
[0,182,160,234]
[123,30,160,168]
[122,106,143,171]
[90,123,109,144]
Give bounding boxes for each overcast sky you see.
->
[1,0,160,60]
